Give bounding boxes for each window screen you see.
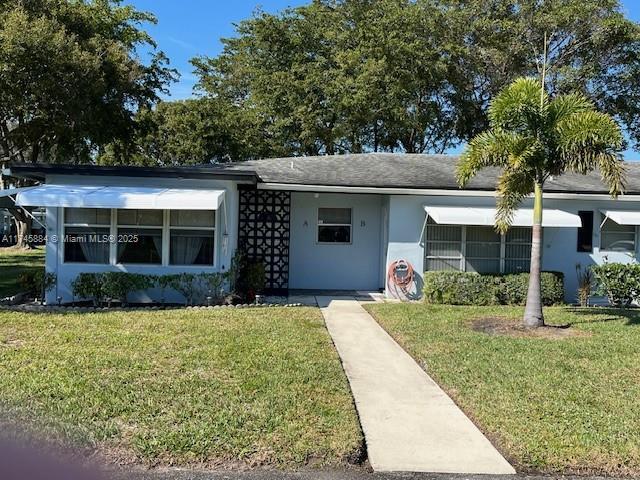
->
[318,208,352,243]
[424,219,532,274]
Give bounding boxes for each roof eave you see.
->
[6,163,258,183]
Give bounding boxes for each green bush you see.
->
[591,263,640,307]
[226,249,266,302]
[423,271,565,306]
[102,272,154,306]
[71,273,105,306]
[18,270,56,301]
[167,273,197,305]
[501,272,565,306]
[69,269,238,307]
[423,271,501,305]
[72,272,154,306]
[199,272,227,302]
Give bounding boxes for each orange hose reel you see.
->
[387,259,415,296]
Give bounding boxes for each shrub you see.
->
[575,264,593,307]
[199,272,227,303]
[155,274,174,304]
[102,272,154,306]
[72,272,154,306]
[17,270,56,301]
[71,273,104,306]
[226,249,266,302]
[245,262,266,296]
[423,271,565,306]
[501,272,565,306]
[423,271,501,306]
[592,263,640,307]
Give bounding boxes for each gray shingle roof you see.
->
[223,153,640,194]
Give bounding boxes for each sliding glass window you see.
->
[116,209,163,264]
[169,210,216,265]
[63,208,111,264]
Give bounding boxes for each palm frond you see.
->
[597,153,626,197]
[557,109,625,196]
[488,77,546,132]
[495,167,535,233]
[456,130,526,187]
[547,93,592,126]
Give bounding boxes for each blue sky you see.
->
[127,0,640,159]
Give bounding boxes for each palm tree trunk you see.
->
[523,182,544,327]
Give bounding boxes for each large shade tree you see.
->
[180,0,640,163]
[448,0,640,148]
[0,0,174,246]
[456,76,625,327]
[98,98,269,166]
[119,0,640,166]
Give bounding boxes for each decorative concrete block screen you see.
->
[238,188,291,294]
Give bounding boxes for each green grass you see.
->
[0,247,45,297]
[366,303,640,475]
[0,307,362,468]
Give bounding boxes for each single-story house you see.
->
[3,153,640,304]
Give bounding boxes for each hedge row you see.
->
[71,272,226,307]
[591,263,640,307]
[423,271,565,306]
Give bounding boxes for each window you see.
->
[424,219,531,274]
[318,208,351,243]
[116,209,163,264]
[577,211,594,253]
[504,227,532,273]
[424,221,462,271]
[170,210,216,265]
[466,226,501,273]
[601,217,636,252]
[63,208,110,264]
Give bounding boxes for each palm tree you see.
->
[456,77,625,327]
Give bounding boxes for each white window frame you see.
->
[115,209,164,266]
[317,207,352,245]
[61,207,111,265]
[61,208,219,268]
[168,210,217,267]
[599,216,638,253]
[424,223,532,274]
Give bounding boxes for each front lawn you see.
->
[0,307,363,468]
[0,247,45,297]
[366,304,640,475]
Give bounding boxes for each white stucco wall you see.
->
[385,193,640,303]
[44,174,240,304]
[288,192,384,290]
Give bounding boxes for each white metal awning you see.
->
[423,206,582,227]
[600,210,640,226]
[13,184,226,210]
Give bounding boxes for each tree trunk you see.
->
[8,207,32,249]
[523,182,544,327]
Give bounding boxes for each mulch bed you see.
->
[471,317,589,339]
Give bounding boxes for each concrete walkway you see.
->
[316,296,515,475]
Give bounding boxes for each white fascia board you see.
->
[257,182,640,201]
